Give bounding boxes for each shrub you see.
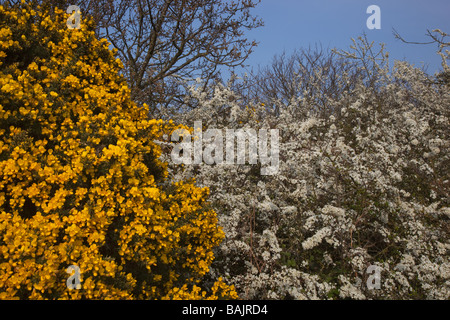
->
[168,37,449,299]
[0,2,236,299]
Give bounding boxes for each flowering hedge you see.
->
[0,2,237,299]
[167,37,449,299]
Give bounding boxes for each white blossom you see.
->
[163,38,449,299]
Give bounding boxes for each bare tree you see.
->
[101,0,262,115]
[238,45,365,117]
[393,28,450,84]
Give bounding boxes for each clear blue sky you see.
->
[239,0,450,75]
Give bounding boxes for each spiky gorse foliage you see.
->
[0,2,237,299]
[167,36,450,299]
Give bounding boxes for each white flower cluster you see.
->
[163,40,449,299]
[301,227,331,250]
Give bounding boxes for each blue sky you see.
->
[239,0,450,75]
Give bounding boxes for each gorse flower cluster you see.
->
[0,2,237,299]
[167,37,449,299]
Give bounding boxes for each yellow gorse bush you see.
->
[0,2,237,300]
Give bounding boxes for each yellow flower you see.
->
[0,2,234,300]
